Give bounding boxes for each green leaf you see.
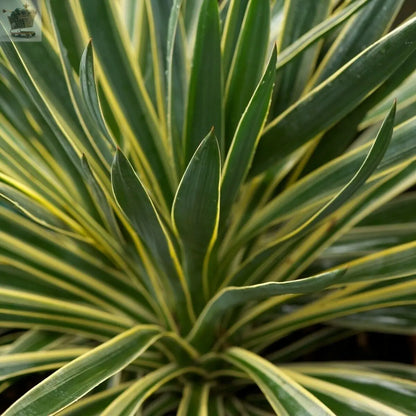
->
[188,269,344,353]
[319,225,416,265]
[286,369,411,416]
[362,72,416,129]
[207,395,226,416]
[0,25,98,214]
[360,362,416,382]
[289,363,416,414]
[47,0,114,177]
[173,132,221,254]
[359,191,416,225]
[292,101,395,234]
[81,156,123,240]
[101,364,190,415]
[237,102,414,248]
[142,0,172,125]
[0,287,131,337]
[332,305,416,334]
[298,0,405,175]
[0,24,85,145]
[79,0,174,204]
[177,383,210,416]
[0,348,89,381]
[225,103,397,286]
[220,49,276,226]
[274,0,372,73]
[173,131,220,311]
[4,330,62,355]
[183,0,223,164]
[166,0,187,177]
[223,348,335,415]
[303,49,416,174]
[111,150,192,330]
[55,383,131,416]
[0,205,155,323]
[233,163,416,340]
[141,394,179,416]
[271,0,330,114]
[79,41,115,147]
[3,325,162,416]
[221,0,250,76]
[252,15,416,175]
[111,151,174,272]
[0,182,73,235]
[245,271,416,350]
[224,0,270,144]
[46,0,85,73]
[183,0,204,48]
[267,327,356,363]
[310,0,404,87]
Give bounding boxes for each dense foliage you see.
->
[1,0,416,414]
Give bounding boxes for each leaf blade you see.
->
[220,49,276,225]
[173,131,221,311]
[3,325,162,416]
[101,364,191,416]
[224,0,270,144]
[252,16,416,175]
[223,348,335,415]
[183,0,223,164]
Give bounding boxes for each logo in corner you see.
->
[1,0,41,42]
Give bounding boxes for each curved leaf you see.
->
[310,0,403,87]
[286,369,410,416]
[332,305,416,334]
[220,49,276,225]
[177,383,210,416]
[166,0,187,176]
[0,349,89,381]
[183,0,223,164]
[286,364,416,414]
[221,0,250,75]
[273,0,371,72]
[173,131,220,311]
[271,0,330,114]
[224,0,270,143]
[101,364,191,415]
[79,40,115,147]
[79,0,174,204]
[3,325,162,416]
[188,269,344,353]
[111,149,190,329]
[55,383,131,416]
[252,15,416,175]
[223,348,335,415]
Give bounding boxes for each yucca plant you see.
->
[2,0,416,414]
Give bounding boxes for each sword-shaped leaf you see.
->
[79,0,174,204]
[177,383,210,416]
[0,348,89,381]
[252,16,416,175]
[188,269,344,353]
[111,150,190,329]
[173,131,220,312]
[220,49,276,226]
[3,325,162,416]
[101,364,190,415]
[183,0,223,164]
[224,0,270,144]
[271,0,330,114]
[223,348,335,415]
